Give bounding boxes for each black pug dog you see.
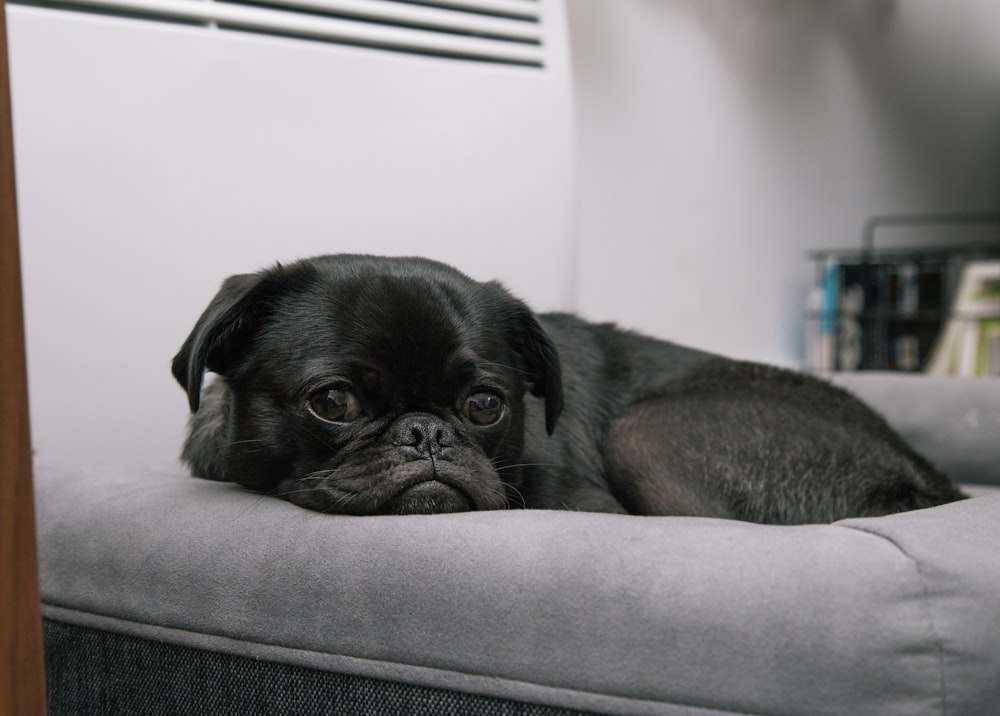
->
[172,254,965,523]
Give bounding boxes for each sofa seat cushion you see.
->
[35,463,1000,716]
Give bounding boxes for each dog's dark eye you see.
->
[464,391,503,426]
[308,388,362,423]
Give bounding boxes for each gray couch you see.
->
[35,373,1000,715]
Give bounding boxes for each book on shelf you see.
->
[925,260,1000,376]
[805,254,948,372]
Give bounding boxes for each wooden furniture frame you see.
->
[0,0,46,711]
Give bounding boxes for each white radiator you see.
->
[7,0,574,471]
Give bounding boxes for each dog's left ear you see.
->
[171,272,266,413]
[507,303,563,435]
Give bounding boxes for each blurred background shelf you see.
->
[805,212,1000,375]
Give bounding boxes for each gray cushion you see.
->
[36,462,1000,715]
[830,372,1000,486]
[35,372,1000,715]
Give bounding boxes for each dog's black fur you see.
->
[172,254,965,523]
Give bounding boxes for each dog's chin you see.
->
[274,455,509,515]
[381,480,475,515]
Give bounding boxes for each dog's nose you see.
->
[393,414,454,455]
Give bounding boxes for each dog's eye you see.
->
[464,391,503,426]
[308,388,362,423]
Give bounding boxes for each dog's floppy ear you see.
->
[171,272,265,412]
[507,303,563,435]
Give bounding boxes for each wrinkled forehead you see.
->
[255,272,512,388]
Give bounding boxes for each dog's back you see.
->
[520,314,965,523]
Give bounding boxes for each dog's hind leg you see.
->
[602,387,963,523]
[602,398,737,519]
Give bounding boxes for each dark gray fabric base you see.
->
[44,619,586,716]
[43,603,676,716]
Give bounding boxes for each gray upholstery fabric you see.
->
[35,374,1000,715]
[830,372,1000,486]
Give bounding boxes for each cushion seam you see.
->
[833,523,948,716]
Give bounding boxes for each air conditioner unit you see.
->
[7,0,574,471]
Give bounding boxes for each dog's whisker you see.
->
[487,454,574,471]
[293,472,335,482]
[498,480,526,509]
[495,462,573,471]
[477,359,533,377]
[322,489,368,514]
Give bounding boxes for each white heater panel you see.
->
[8,1,573,471]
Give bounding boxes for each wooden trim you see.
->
[0,0,48,712]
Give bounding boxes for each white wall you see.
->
[568,0,1000,365]
[9,3,573,472]
[11,0,1000,472]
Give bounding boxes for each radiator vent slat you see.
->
[19,0,546,67]
[387,0,539,21]
[225,0,541,42]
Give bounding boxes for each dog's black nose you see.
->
[393,414,454,455]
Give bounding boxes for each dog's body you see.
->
[173,254,965,523]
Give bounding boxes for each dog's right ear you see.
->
[171,272,265,413]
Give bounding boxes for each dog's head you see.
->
[171,255,562,515]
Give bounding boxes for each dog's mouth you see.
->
[275,454,507,515]
[380,477,475,515]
